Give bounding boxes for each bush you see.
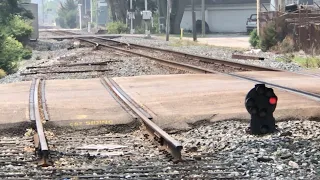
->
[278,36,295,53]
[57,0,78,29]
[0,69,6,79]
[22,46,32,59]
[5,16,33,45]
[249,29,260,48]
[0,36,24,73]
[260,21,277,52]
[106,22,128,34]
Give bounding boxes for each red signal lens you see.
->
[269,97,277,105]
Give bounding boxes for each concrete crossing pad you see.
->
[0,81,31,128]
[113,74,320,130]
[0,73,319,131]
[45,78,134,128]
[232,71,320,95]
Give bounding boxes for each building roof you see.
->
[190,0,270,5]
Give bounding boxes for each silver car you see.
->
[246,14,257,34]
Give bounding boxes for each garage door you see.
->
[208,9,255,33]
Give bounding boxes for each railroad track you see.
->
[85,37,280,74]
[0,77,246,179]
[32,30,279,77]
[78,37,320,103]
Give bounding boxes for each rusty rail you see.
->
[29,78,51,166]
[92,37,280,72]
[26,60,121,70]
[100,77,183,161]
[79,38,218,74]
[231,54,265,60]
[21,69,111,75]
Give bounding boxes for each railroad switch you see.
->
[245,84,278,135]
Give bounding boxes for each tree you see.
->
[56,0,78,28]
[170,0,188,34]
[0,0,34,74]
[0,0,33,25]
[153,0,187,34]
[106,0,186,34]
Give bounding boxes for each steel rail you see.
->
[85,37,320,79]
[93,37,282,72]
[41,80,50,121]
[25,60,121,70]
[101,77,183,161]
[30,78,51,166]
[29,79,36,121]
[80,38,320,103]
[228,73,320,102]
[78,38,218,74]
[21,69,111,75]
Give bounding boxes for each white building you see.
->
[180,0,271,33]
[180,0,317,33]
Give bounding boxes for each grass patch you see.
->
[293,56,320,68]
[0,69,7,79]
[169,39,200,47]
[168,39,246,52]
[277,55,320,68]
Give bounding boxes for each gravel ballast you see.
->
[174,120,320,180]
[115,36,304,72]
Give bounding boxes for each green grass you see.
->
[277,55,320,68]
[167,39,246,51]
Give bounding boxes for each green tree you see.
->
[0,0,34,74]
[4,15,33,45]
[56,0,78,28]
[0,35,24,73]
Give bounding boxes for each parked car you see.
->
[246,14,257,34]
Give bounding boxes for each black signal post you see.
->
[245,84,278,135]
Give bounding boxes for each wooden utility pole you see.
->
[257,0,260,36]
[201,0,205,37]
[157,0,161,32]
[166,0,171,41]
[279,0,285,12]
[192,0,197,41]
[90,0,93,23]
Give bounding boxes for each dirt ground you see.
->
[155,34,251,49]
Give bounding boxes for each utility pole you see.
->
[90,0,93,23]
[166,0,171,41]
[85,0,87,14]
[201,0,205,37]
[157,0,161,32]
[79,4,82,30]
[96,1,98,29]
[192,0,197,41]
[279,0,285,12]
[145,0,148,36]
[42,0,44,24]
[130,0,134,34]
[257,0,260,36]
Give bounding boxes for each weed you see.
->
[106,22,128,34]
[0,69,7,78]
[293,56,320,68]
[260,21,277,52]
[249,29,260,48]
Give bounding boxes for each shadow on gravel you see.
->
[44,120,142,135]
[0,122,33,136]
